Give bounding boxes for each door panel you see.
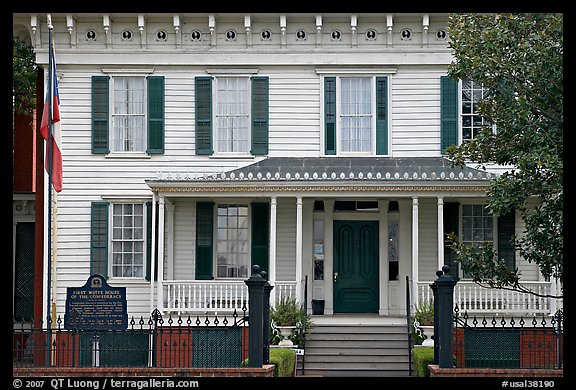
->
[333,221,379,313]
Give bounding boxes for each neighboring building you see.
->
[12,13,560,329]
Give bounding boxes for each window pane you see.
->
[111,202,146,278]
[340,77,372,152]
[216,204,249,279]
[112,77,145,152]
[216,77,249,153]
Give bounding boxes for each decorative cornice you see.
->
[149,185,488,193]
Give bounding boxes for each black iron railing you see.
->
[13,308,248,368]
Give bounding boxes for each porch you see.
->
[159,279,559,316]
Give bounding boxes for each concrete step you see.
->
[302,368,411,377]
[304,354,409,363]
[303,361,411,370]
[304,347,409,356]
[305,339,409,349]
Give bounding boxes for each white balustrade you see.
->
[163,280,297,314]
[416,281,553,315]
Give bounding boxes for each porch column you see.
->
[411,197,419,308]
[269,197,277,306]
[149,192,157,313]
[324,200,334,315]
[378,200,389,315]
[296,196,303,303]
[156,196,165,311]
[166,201,175,280]
[437,197,445,271]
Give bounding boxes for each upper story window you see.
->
[91,73,165,156]
[112,77,146,153]
[194,75,269,156]
[323,75,389,156]
[215,77,250,154]
[460,79,495,143]
[440,76,494,153]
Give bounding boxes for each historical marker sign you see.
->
[64,274,128,330]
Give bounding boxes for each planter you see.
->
[276,326,296,346]
[420,325,434,347]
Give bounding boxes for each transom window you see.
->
[216,204,249,278]
[111,203,145,278]
[215,77,250,153]
[112,77,146,152]
[461,79,493,143]
[340,77,372,153]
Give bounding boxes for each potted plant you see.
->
[413,299,434,346]
[270,297,312,347]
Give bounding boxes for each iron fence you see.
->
[13,308,249,368]
[453,305,563,369]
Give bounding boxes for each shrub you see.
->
[269,348,296,377]
[412,347,434,377]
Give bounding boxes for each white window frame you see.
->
[458,202,498,279]
[337,76,375,155]
[214,203,251,279]
[458,79,497,145]
[108,201,147,280]
[109,76,147,154]
[213,76,252,156]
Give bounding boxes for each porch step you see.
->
[301,319,413,377]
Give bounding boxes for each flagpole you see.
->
[46,14,53,366]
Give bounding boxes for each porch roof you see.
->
[147,157,494,194]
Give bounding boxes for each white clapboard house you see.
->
[13,12,561,375]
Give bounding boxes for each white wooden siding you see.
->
[391,67,446,157]
[172,200,196,280]
[276,198,297,281]
[417,198,439,281]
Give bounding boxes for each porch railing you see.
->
[417,281,555,315]
[164,280,296,313]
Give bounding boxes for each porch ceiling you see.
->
[147,157,493,194]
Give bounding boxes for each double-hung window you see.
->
[91,73,164,155]
[195,75,269,156]
[112,77,146,153]
[460,79,495,143]
[323,75,389,156]
[440,76,495,152]
[90,201,156,281]
[215,78,250,153]
[216,204,249,278]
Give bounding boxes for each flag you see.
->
[40,39,62,193]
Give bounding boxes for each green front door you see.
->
[333,220,379,313]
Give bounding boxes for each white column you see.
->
[166,202,175,280]
[149,192,157,313]
[379,200,389,315]
[269,197,277,306]
[437,197,445,272]
[324,200,334,315]
[296,197,303,303]
[156,196,165,312]
[411,197,419,308]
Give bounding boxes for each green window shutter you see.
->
[251,203,270,276]
[376,76,388,155]
[91,202,109,278]
[324,77,337,155]
[146,201,158,281]
[498,211,516,271]
[251,76,269,155]
[92,76,109,154]
[195,77,213,155]
[147,76,165,154]
[440,75,458,154]
[195,202,214,280]
[443,202,460,276]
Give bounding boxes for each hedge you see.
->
[270,348,296,377]
[412,347,434,377]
